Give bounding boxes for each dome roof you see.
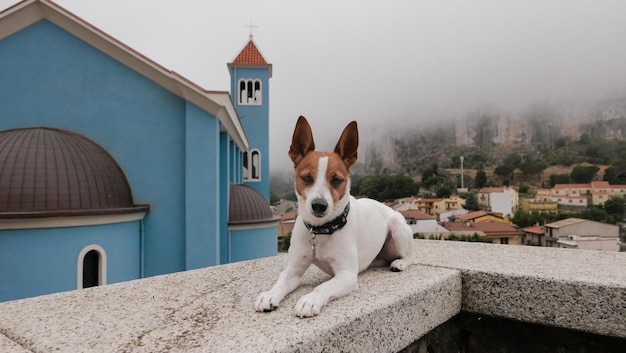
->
[229,184,279,225]
[0,127,147,217]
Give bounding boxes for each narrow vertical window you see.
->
[247,81,254,103]
[77,245,107,289]
[251,149,260,180]
[254,81,261,103]
[83,250,99,288]
[239,81,247,105]
[243,151,249,180]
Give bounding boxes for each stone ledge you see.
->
[0,253,461,353]
[1,240,625,352]
[411,240,626,338]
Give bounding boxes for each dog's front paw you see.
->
[390,258,411,272]
[294,292,327,318]
[255,291,281,312]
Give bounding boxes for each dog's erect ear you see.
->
[334,121,359,169]
[289,116,316,167]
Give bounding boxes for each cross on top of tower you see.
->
[245,19,258,38]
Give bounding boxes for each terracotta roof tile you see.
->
[399,209,435,220]
[470,221,519,235]
[458,211,488,222]
[417,198,443,203]
[522,226,545,235]
[591,181,611,188]
[554,183,591,189]
[479,187,505,193]
[230,39,268,65]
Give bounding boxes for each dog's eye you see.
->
[330,177,344,185]
[301,175,314,184]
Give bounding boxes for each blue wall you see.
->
[184,102,220,269]
[219,133,231,264]
[229,227,277,262]
[0,20,192,277]
[0,221,140,302]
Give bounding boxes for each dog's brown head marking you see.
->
[289,116,359,208]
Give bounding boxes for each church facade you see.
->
[0,0,278,302]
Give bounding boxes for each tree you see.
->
[570,165,600,183]
[475,170,487,188]
[519,162,547,184]
[358,174,419,201]
[436,181,454,198]
[494,164,515,179]
[462,192,481,211]
[510,209,563,228]
[603,166,619,184]
[422,163,439,181]
[603,196,625,222]
[549,174,570,187]
[579,207,612,223]
[504,153,522,166]
[519,162,547,176]
[602,166,625,185]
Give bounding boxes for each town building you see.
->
[544,218,620,251]
[477,187,518,217]
[520,226,546,246]
[536,181,626,209]
[457,210,511,224]
[398,209,448,235]
[444,221,521,245]
[519,197,559,214]
[392,196,465,217]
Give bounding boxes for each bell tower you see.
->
[228,34,272,201]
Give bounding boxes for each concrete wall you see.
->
[490,191,513,216]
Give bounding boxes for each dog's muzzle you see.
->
[311,198,328,217]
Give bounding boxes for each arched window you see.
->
[243,149,261,181]
[243,151,249,180]
[251,150,260,180]
[238,78,262,105]
[77,244,107,289]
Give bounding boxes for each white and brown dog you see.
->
[255,116,413,318]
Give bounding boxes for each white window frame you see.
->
[77,244,107,289]
[243,149,261,182]
[238,78,262,105]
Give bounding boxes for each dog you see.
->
[254,116,413,318]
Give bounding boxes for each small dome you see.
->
[229,184,278,225]
[0,127,145,217]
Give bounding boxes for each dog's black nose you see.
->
[311,198,328,216]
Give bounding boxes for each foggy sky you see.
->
[2,0,626,171]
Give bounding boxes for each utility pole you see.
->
[460,156,465,189]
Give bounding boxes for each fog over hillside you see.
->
[358,94,626,175]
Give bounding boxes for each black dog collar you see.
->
[304,202,350,235]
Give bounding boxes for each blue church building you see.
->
[0,0,279,302]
